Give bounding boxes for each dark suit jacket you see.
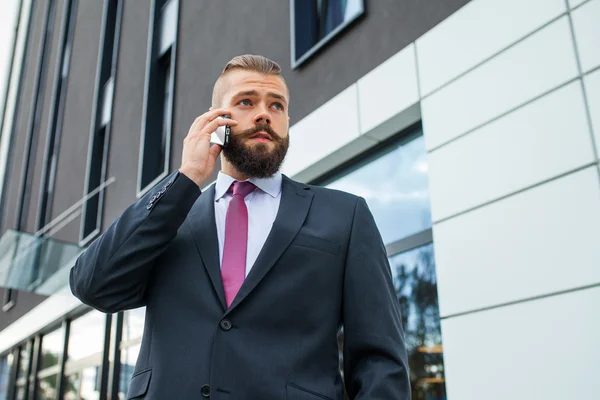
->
[70,170,411,399]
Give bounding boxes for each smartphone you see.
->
[210,115,231,147]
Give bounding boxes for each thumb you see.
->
[208,144,222,166]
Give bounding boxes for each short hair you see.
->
[212,54,287,107]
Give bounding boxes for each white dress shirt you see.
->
[214,171,282,277]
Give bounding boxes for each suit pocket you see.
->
[291,233,340,256]
[127,369,151,399]
[286,383,333,400]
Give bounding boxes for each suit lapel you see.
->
[186,184,227,309]
[227,176,314,313]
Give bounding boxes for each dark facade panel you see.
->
[102,0,151,230]
[24,0,67,234]
[0,0,47,234]
[0,288,46,332]
[50,0,104,243]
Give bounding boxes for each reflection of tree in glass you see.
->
[392,244,446,400]
[38,353,77,399]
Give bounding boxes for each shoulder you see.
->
[283,175,360,206]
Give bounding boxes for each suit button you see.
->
[220,319,232,331]
[201,384,210,397]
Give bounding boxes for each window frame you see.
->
[136,0,179,198]
[290,0,366,69]
[79,0,124,247]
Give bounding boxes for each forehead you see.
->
[222,70,289,101]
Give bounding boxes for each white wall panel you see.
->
[442,286,600,400]
[357,44,419,134]
[584,69,600,157]
[434,167,600,317]
[571,0,600,73]
[282,85,360,177]
[416,0,566,96]
[421,17,579,151]
[429,82,595,221]
[569,0,589,9]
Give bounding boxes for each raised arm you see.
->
[70,108,237,313]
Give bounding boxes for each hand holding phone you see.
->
[180,109,236,187]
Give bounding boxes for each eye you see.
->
[272,102,284,111]
[238,99,252,106]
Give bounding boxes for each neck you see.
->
[221,159,250,181]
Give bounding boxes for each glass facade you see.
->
[0,354,12,400]
[323,131,446,400]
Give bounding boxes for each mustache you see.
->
[235,124,280,141]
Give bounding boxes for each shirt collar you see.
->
[215,170,282,201]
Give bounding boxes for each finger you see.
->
[186,109,232,141]
[201,117,238,136]
[195,108,232,129]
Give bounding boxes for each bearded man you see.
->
[70,55,410,400]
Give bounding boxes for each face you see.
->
[219,70,290,178]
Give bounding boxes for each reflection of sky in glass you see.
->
[123,308,146,342]
[343,0,363,20]
[67,311,106,362]
[40,329,65,370]
[326,135,432,245]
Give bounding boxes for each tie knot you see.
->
[230,181,256,198]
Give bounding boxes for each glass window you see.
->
[390,244,446,399]
[37,373,59,400]
[0,353,13,400]
[67,311,106,363]
[17,343,31,381]
[138,0,178,195]
[64,366,101,400]
[122,308,146,344]
[292,0,365,67]
[325,134,432,244]
[40,329,65,371]
[119,344,140,398]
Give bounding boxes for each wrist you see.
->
[178,166,205,187]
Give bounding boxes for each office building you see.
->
[0,0,598,399]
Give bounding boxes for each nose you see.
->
[254,110,271,125]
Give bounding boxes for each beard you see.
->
[222,124,289,179]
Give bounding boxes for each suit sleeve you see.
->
[69,171,201,313]
[342,197,411,399]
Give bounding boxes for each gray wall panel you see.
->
[102,0,151,230]
[0,289,47,332]
[50,0,104,243]
[1,0,47,234]
[25,0,66,234]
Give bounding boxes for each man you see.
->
[70,55,410,399]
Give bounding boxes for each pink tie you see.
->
[221,181,256,307]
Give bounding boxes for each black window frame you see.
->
[79,0,124,247]
[0,307,112,400]
[137,0,179,198]
[290,0,366,69]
